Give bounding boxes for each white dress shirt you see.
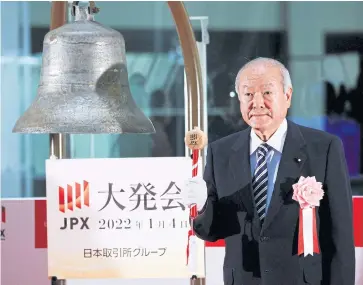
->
[250,119,288,211]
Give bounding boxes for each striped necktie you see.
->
[252,143,271,223]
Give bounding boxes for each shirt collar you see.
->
[250,119,288,155]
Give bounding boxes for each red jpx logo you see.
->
[1,206,5,223]
[59,180,90,213]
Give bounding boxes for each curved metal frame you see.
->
[166,7,205,285]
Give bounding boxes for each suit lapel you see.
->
[261,121,308,232]
[228,128,255,218]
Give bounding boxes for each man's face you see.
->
[237,64,292,134]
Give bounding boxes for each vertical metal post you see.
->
[167,2,205,285]
[193,17,209,285]
[49,3,68,285]
[190,16,209,167]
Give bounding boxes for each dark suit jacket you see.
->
[193,120,355,285]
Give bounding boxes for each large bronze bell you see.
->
[13,3,155,134]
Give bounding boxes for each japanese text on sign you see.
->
[83,247,167,258]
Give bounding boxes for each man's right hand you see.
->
[182,176,208,211]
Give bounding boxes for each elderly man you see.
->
[184,58,355,285]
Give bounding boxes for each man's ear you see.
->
[285,87,293,108]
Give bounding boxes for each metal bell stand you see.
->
[45,1,206,284]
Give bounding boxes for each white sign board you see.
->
[46,157,205,279]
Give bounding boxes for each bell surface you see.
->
[13,5,155,134]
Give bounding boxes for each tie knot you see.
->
[257,143,271,157]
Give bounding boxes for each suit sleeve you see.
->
[192,143,240,242]
[321,137,355,285]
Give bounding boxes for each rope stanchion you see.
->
[185,127,208,284]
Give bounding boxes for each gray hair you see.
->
[234,57,293,96]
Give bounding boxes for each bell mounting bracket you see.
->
[71,1,100,17]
